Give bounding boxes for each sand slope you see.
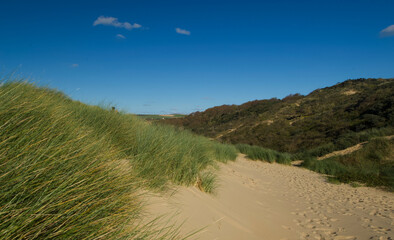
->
[146,155,393,240]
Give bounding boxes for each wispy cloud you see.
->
[93,16,141,30]
[175,27,190,35]
[380,25,394,37]
[116,34,126,39]
[71,63,79,68]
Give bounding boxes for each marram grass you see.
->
[0,80,237,239]
[235,144,292,164]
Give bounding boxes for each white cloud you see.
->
[116,34,126,39]
[175,27,190,35]
[71,63,79,68]
[93,16,142,30]
[380,25,394,37]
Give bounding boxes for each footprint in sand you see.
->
[333,236,357,240]
[281,225,292,230]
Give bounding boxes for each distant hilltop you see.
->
[160,78,394,153]
[137,114,186,120]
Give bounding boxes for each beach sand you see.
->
[145,155,393,240]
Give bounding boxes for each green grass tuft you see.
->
[235,144,292,164]
[212,142,238,163]
[197,171,218,194]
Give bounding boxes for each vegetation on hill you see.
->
[303,138,394,190]
[0,80,237,239]
[162,78,394,156]
[161,78,394,190]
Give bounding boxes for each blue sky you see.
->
[1,0,393,114]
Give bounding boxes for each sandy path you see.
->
[145,155,394,240]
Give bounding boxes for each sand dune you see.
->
[146,155,394,240]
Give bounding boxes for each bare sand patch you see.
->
[317,142,367,160]
[343,90,358,95]
[318,135,394,160]
[145,155,394,239]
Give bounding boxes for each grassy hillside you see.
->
[162,78,394,156]
[303,138,394,190]
[0,81,237,239]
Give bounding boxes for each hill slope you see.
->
[162,78,394,154]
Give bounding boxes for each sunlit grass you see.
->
[0,80,237,239]
[235,144,292,164]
